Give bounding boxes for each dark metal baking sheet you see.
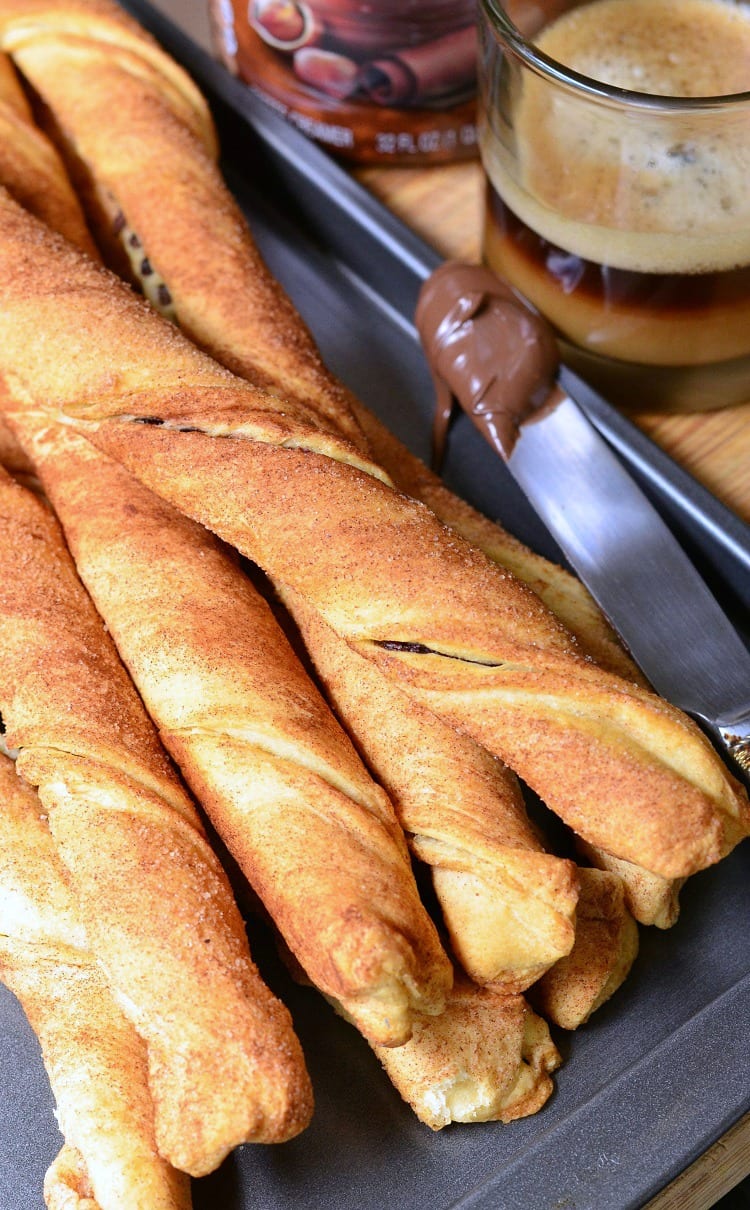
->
[2,4,749,1208]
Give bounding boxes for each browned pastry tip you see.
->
[372,977,561,1129]
[0,462,312,1176]
[575,842,683,930]
[529,867,640,1030]
[0,753,191,1210]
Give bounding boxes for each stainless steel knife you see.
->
[506,379,750,787]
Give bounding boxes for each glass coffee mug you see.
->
[477,0,750,412]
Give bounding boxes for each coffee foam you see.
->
[538,0,750,97]
[485,0,750,273]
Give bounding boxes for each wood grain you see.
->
[645,1112,750,1210]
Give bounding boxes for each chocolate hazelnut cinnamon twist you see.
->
[281,585,578,990]
[15,419,452,1047]
[0,464,312,1177]
[0,189,746,884]
[0,752,192,1210]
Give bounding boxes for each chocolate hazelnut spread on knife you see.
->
[415,261,560,465]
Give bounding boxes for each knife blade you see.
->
[415,262,750,787]
[507,382,750,785]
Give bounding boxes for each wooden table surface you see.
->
[357,158,750,527]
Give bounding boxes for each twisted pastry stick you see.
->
[0,751,191,1210]
[0,191,744,883]
[14,417,451,1046]
[0,464,312,1176]
[0,0,364,447]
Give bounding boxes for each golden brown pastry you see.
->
[45,1146,100,1210]
[0,464,312,1177]
[371,977,561,1130]
[575,843,682,931]
[0,46,97,254]
[0,752,191,1210]
[0,191,744,884]
[528,867,640,1030]
[0,412,30,474]
[13,418,452,1047]
[282,584,578,990]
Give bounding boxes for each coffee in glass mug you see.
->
[478,0,750,411]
